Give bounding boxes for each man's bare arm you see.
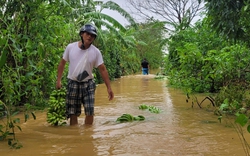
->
[56,59,66,89]
[98,63,114,101]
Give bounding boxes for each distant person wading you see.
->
[141,58,149,75]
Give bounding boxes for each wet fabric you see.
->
[142,68,149,75]
[66,79,96,118]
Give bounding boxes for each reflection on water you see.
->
[0,74,250,156]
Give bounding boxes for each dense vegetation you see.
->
[2,0,250,153]
[165,1,250,154]
[0,0,164,147]
[165,0,250,112]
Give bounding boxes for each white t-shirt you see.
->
[63,42,104,81]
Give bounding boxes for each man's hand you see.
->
[56,81,62,89]
[98,64,114,101]
[107,88,114,101]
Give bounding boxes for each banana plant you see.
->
[76,0,138,49]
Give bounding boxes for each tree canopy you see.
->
[127,0,205,31]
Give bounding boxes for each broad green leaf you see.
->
[11,111,20,117]
[235,114,248,127]
[13,118,20,124]
[38,42,45,57]
[25,39,32,50]
[247,125,250,133]
[0,37,7,47]
[16,125,22,132]
[25,114,29,122]
[25,72,35,77]
[0,50,7,68]
[219,103,228,110]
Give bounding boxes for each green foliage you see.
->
[154,74,166,80]
[134,20,166,70]
[47,88,67,126]
[0,47,7,69]
[79,0,138,51]
[0,0,162,112]
[0,0,76,109]
[205,0,245,41]
[116,113,145,122]
[240,1,250,46]
[167,19,250,93]
[163,1,250,152]
[138,104,149,110]
[205,0,250,46]
[116,104,161,123]
[138,104,161,114]
[235,114,248,127]
[215,85,245,109]
[0,100,35,149]
[0,0,166,150]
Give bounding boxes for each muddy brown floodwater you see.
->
[1,74,250,156]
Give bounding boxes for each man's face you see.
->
[81,32,96,45]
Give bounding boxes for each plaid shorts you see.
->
[66,79,96,118]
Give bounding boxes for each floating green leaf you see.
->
[116,113,145,123]
[139,104,161,114]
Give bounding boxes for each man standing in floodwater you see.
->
[141,58,149,75]
[56,24,114,126]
